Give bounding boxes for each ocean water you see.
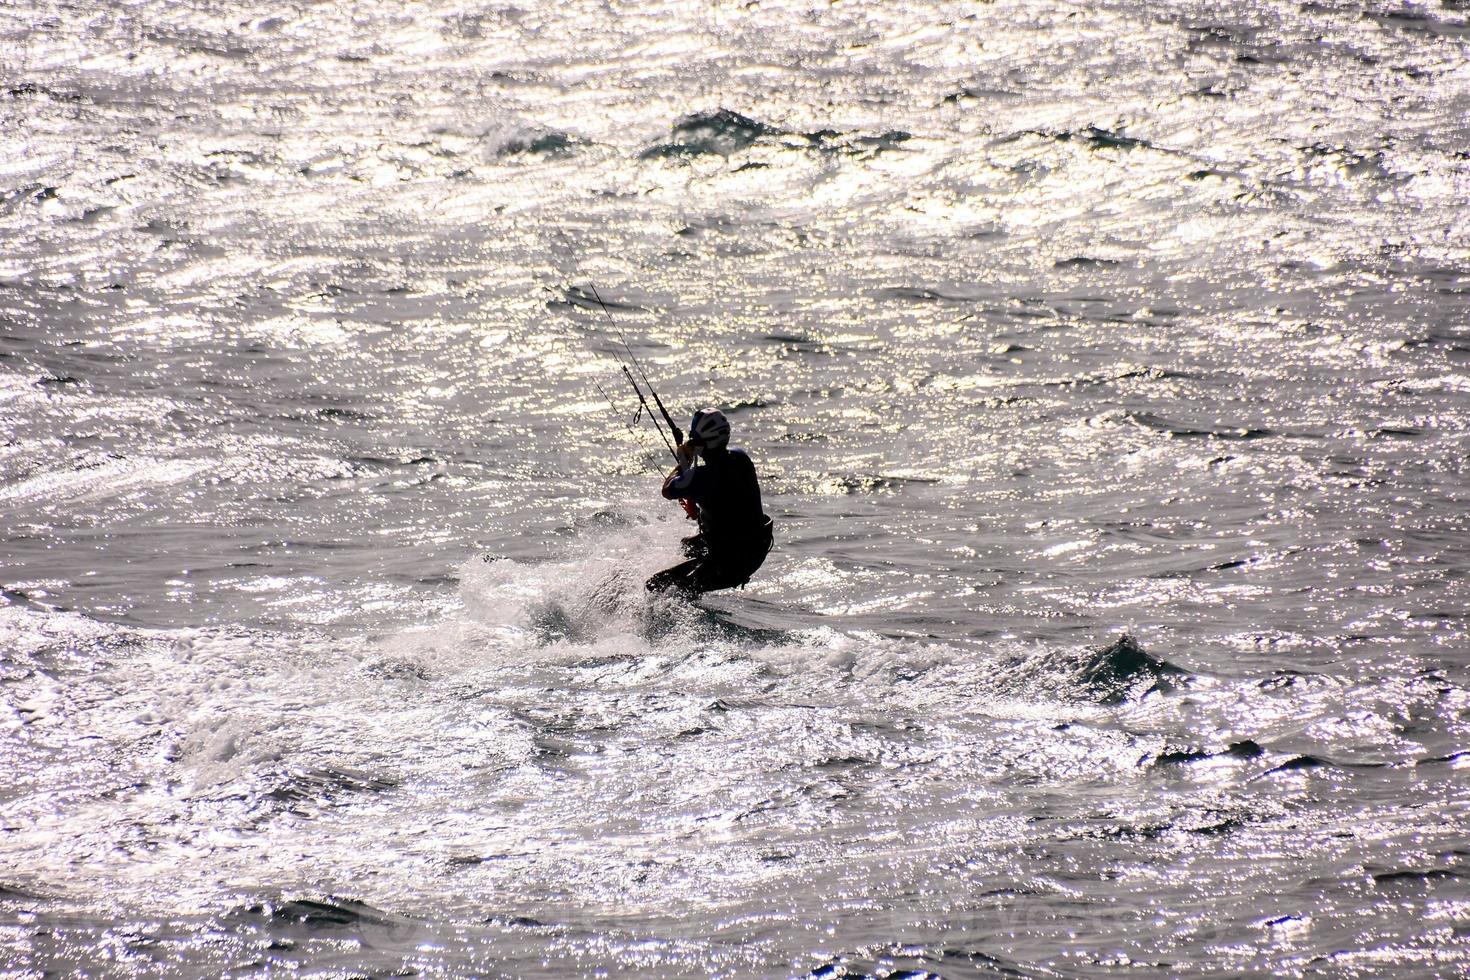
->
[3,0,1469,975]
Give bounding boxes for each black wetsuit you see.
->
[646,446,774,596]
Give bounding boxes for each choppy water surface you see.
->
[3,0,1470,975]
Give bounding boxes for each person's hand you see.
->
[676,441,697,466]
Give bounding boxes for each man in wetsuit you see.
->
[646,409,774,596]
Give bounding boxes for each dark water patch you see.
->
[999,308,1060,323]
[1297,141,1390,178]
[551,283,647,314]
[256,897,392,929]
[724,397,775,412]
[1416,751,1470,767]
[872,285,976,304]
[6,82,86,103]
[1053,256,1121,269]
[1256,753,1387,779]
[1257,668,1332,692]
[1060,814,1175,842]
[1188,816,1247,836]
[271,407,374,425]
[1153,739,1264,767]
[531,732,593,766]
[1075,636,1187,703]
[943,84,1023,103]
[1018,126,1154,152]
[238,540,364,557]
[496,130,581,157]
[1365,7,1470,36]
[483,913,550,929]
[1184,23,1255,49]
[642,108,777,158]
[1394,330,1470,356]
[847,717,923,737]
[808,754,876,771]
[1260,754,1333,776]
[674,214,739,237]
[316,406,375,422]
[765,333,838,356]
[34,374,81,388]
[810,944,1041,979]
[413,572,458,586]
[1045,366,1183,388]
[1127,412,1271,440]
[1372,868,1462,886]
[1154,746,1211,765]
[303,281,356,298]
[344,453,438,468]
[203,146,267,167]
[1,586,65,614]
[996,635,1188,706]
[1185,167,1235,181]
[264,766,398,806]
[1412,266,1470,285]
[1235,49,1290,65]
[1143,550,1272,580]
[0,881,55,901]
[799,128,913,157]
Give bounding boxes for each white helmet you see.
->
[688,409,730,450]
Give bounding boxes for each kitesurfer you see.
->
[646,409,774,596]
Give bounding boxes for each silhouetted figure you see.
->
[646,409,774,596]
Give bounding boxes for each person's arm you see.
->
[661,442,699,500]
